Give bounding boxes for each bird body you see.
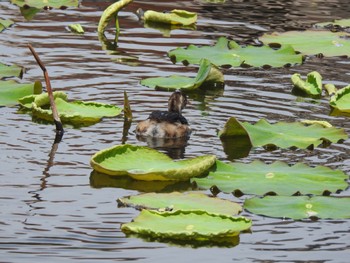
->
[136,91,191,138]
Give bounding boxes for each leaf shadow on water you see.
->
[123,232,241,248]
[89,171,194,193]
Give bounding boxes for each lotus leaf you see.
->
[121,210,251,245]
[0,19,14,32]
[0,62,23,79]
[192,160,348,196]
[315,19,350,29]
[0,80,42,106]
[329,84,350,113]
[11,0,79,9]
[168,37,302,67]
[291,71,322,97]
[97,0,133,35]
[30,92,122,125]
[244,196,350,220]
[219,117,348,149]
[90,144,216,181]
[260,30,350,57]
[68,23,84,34]
[142,9,197,26]
[118,192,242,216]
[140,59,224,91]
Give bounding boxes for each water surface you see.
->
[0,0,349,262]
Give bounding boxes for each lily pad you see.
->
[0,62,23,79]
[192,160,348,196]
[329,84,350,113]
[121,210,251,245]
[68,23,84,34]
[142,9,197,26]
[219,117,348,149]
[0,79,42,106]
[30,92,122,125]
[11,0,79,9]
[315,19,350,29]
[0,19,14,32]
[118,192,242,216]
[244,196,350,220]
[140,59,224,91]
[291,71,322,97]
[168,37,302,68]
[90,144,216,181]
[260,30,350,57]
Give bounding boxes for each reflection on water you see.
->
[1,0,350,262]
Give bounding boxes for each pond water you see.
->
[1,0,350,262]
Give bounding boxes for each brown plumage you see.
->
[135,90,192,138]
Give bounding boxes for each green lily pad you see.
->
[90,144,216,181]
[68,23,84,34]
[168,37,302,68]
[192,160,348,196]
[0,19,14,32]
[244,196,350,220]
[219,117,348,149]
[121,210,251,246]
[315,19,350,29]
[0,62,23,79]
[260,30,350,57]
[291,71,322,97]
[140,59,224,91]
[329,84,350,113]
[0,80,42,106]
[30,92,122,125]
[143,9,197,26]
[118,192,242,216]
[11,0,79,9]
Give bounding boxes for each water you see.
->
[1,0,350,262]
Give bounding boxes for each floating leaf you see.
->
[228,41,302,67]
[25,91,122,125]
[192,160,348,196]
[291,71,322,97]
[68,23,84,34]
[90,144,216,181]
[142,9,197,26]
[260,30,350,57]
[0,19,14,32]
[121,210,251,246]
[168,37,302,68]
[219,117,348,149]
[118,192,242,216]
[244,196,350,220]
[0,62,23,79]
[329,84,350,114]
[0,79,42,106]
[11,0,79,9]
[218,116,252,159]
[315,19,350,29]
[140,59,224,91]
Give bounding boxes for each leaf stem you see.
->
[27,44,64,138]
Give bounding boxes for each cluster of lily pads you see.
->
[2,0,350,247]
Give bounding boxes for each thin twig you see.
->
[27,44,64,137]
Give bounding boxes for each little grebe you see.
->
[136,90,192,138]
